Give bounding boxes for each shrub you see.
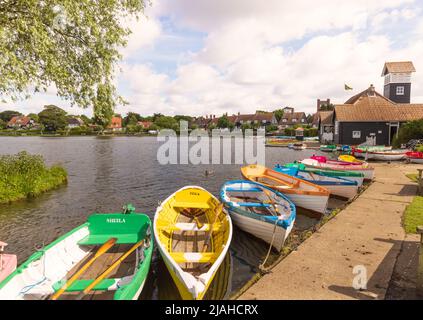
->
[393,119,423,147]
[0,151,67,204]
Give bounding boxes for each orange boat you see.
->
[241,164,330,214]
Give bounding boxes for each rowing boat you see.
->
[154,186,232,300]
[220,180,296,251]
[311,155,368,167]
[0,205,153,300]
[338,155,366,164]
[285,162,365,186]
[406,151,423,164]
[363,150,408,161]
[0,242,16,283]
[274,165,358,200]
[241,164,329,214]
[320,145,337,152]
[300,158,375,180]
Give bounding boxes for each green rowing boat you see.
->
[0,204,153,300]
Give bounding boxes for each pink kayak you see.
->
[0,241,17,283]
[311,155,368,167]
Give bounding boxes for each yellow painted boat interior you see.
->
[156,188,231,276]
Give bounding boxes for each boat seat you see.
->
[162,223,222,232]
[172,202,210,209]
[237,202,271,208]
[78,234,138,246]
[170,252,217,263]
[262,175,295,188]
[52,278,118,293]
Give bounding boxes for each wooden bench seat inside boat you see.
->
[162,222,223,232]
[170,252,218,263]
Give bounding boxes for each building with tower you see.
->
[318,61,423,145]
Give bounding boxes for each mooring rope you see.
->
[259,216,280,273]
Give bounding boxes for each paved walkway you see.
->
[239,163,420,300]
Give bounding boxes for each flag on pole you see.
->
[345,83,353,90]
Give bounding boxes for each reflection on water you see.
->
[0,136,326,299]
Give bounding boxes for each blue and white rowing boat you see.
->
[220,180,296,251]
[274,165,358,200]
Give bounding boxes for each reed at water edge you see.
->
[0,151,67,204]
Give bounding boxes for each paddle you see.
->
[202,203,223,253]
[51,237,117,300]
[76,239,145,300]
[262,189,279,216]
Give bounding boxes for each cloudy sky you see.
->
[2,0,423,117]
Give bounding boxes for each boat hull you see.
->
[229,210,294,251]
[301,159,374,180]
[409,158,423,164]
[0,254,17,283]
[283,193,328,214]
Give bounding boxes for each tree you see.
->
[79,114,92,125]
[273,109,284,123]
[123,112,141,127]
[0,110,22,122]
[27,113,39,123]
[393,119,423,147]
[38,105,67,131]
[265,124,278,133]
[217,115,230,128]
[240,123,252,132]
[0,119,5,129]
[154,116,178,130]
[0,0,146,113]
[93,83,115,130]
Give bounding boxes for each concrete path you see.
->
[239,163,420,300]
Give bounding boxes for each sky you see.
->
[2,0,423,117]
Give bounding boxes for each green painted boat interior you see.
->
[52,278,116,292]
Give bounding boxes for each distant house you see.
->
[194,111,276,130]
[7,116,34,129]
[67,117,84,128]
[107,116,123,132]
[278,108,308,129]
[137,121,153,129]
[316,111,334,143]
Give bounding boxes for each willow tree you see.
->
[0,0,146,124]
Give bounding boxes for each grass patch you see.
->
[0,151,67,204]
[406,173,418,183]
[403,196,423,234]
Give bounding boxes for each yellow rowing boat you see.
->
[154,186,232,300]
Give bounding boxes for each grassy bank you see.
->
[0,152,67,204]
[403,196,423,234]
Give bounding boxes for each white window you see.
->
[292,119,297,123]
[352,131,361,139]
[301,119,305,123]
[282,119,287,122]
[335,121,339,135]
[396,86,405,95]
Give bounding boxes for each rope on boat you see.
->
[259,217,280,273]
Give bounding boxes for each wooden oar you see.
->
[76,239,144,300]
[263,189,279,215]
[202,203,223,252]
[51,237,117,300]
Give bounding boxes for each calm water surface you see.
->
[0,136,330,299]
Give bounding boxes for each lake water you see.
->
[0,136,331,299]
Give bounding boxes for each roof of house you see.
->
[279,111,306,125]
[8,116,30,126]
[137,121,152,128]
[335,85,423,122]
[381,61,416,76]
[319,111,334,125]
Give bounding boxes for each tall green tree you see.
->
[38,105,67,131]
[27,113,39,122]
[123,112,141,127]
[217,115,230,128]
[0,0,146,123]
[273,109,284,122]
